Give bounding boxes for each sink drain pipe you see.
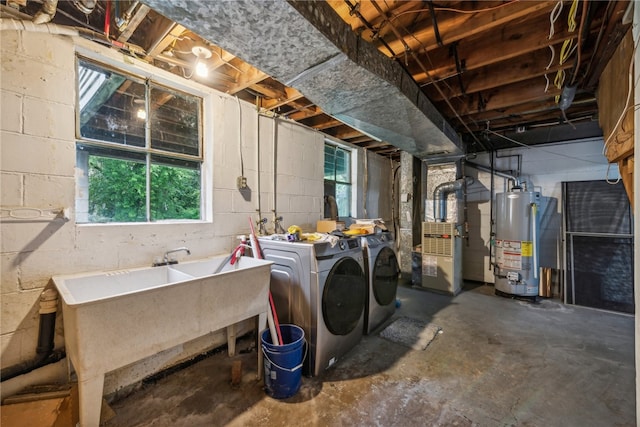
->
[1,289,65,382]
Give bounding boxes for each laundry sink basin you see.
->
[52,254,272,427]
[54,266,194,306]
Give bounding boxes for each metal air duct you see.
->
[141,0,463,159]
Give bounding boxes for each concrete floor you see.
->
[103,282,635,426]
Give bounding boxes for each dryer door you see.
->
[322,257,366,336]
[373,247,400,306]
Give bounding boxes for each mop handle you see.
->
[249,217,283,346]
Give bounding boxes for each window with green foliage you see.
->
[75,58,203,223]
[324,143,352,218]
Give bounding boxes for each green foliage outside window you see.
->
[77,57,203,223]
[87,156,200,222]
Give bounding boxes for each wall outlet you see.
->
[237,176,247,189]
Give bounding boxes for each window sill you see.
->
[76,220,211,227]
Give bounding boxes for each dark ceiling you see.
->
[3,0,632,160]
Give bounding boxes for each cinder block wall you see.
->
[0,29,327,396]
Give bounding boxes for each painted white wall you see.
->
[0,29,396,397]
[462,138,620,285]
[352,148,395,224]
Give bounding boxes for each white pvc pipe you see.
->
[531,203,538,279]
[272,117,277,218]
[0,17,78,36]
[266,302,279,346]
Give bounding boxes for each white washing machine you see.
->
[361,232,400,334]
[258,237,366,377]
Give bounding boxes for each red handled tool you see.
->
[249,217,283,346]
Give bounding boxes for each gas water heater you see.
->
[494,190,541,297]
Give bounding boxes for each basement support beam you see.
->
[398,151,414,281]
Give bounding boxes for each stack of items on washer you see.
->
[258,219,399,377]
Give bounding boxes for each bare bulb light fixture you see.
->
[192,46,212,78]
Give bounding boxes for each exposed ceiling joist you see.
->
[10,0,629,160]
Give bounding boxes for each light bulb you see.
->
[195,60,208,77]
[136,108,147,120]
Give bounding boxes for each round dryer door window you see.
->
[373,247,399,306]
[322,257,366,336]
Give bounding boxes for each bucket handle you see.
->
[262,340,308,373]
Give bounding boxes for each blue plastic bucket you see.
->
[261,324,305,399]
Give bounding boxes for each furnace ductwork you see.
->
[433,177,473,222]
[141,0,463,160]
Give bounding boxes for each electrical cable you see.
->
[181,66,194,79]
[236,96,244,177]
[561,109,576,130]
[605,163,621,185]
[549,1,563,38]
[544,1,562,93]
[372,1,487,151]
[554,0,579,103]
[389,0,519,21]
[601,33,639,158]
[486,129,607,165]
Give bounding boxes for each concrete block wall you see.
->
[462,138,619,284]
[0,29,363,397]
[352,149,395,225]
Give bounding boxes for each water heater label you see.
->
[496,240,522,269]
[521,242,533,257]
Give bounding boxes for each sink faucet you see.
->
[163,247,191,264]
[257,217,268,236]
[273,213,285,234]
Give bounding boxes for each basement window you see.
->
[75,58,203,223]
[324,142,352,218]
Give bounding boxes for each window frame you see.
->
[74,51,212,225]
[324,140,355,219]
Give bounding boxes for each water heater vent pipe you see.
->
[465,161,520,190]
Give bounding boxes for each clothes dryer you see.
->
[361,232,399,334]
[258,237,366,376]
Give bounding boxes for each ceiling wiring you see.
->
[601,30,639,158]
[544,1,563,93]
[371,0,487,151]
[486,129,608,165]
[604,162,621,185]
[554,0,579,103]
[389,0,519,22]
[344,0,398,57]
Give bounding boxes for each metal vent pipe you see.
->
[433,177,473,222]
[465,161,521,190]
